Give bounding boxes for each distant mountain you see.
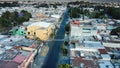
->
[0,0,120,3]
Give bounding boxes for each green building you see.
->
[9,29,26,36]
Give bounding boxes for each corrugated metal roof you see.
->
[13,55,26,64]
[28,21,52,28]
[0,60,19,68]
[98,49,107,54]
[73,57,99,68]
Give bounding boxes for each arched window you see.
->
[25,28,27,30]
[28,32,30,34]
[34,32,36,35]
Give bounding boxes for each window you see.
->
[21,31,23,33]
[25,36,28,39]
[16,29,18,31]
[34,32,36,35]
[28,32,30,34]
[25,28,27,30]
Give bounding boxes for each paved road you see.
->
[32,41,53,68]
[41,8,69,68]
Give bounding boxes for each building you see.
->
[9,29,26,36]
[73,58,99,68]
[9,26,26,36]
[70,20,98,37]
[69,19,117,68]
[26,21,54,41]
[0,35,42,68]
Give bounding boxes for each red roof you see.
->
[29,44,38,48]
[13,46,22,50]
[0,60,19,68]
[98,49,107,54]
[71,20,80,25]
[13,55,26,64]
[73,57,99,68]
[105,47,111,52]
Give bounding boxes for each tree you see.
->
[70,7,81,18]
[65,23,70,32]
[61,43,68,56]
[65,64,70,68]
[0,10,32,27]
[58,64,70,68]
[0,2,19,7]
[20,10,32,21]
[36,3,49,8]
[2,11,10,19]
[59,65,63,68]
[50,31,55,39]
[62,48,68,56]
[64,41,69,45]
[0,18,11,27]
[110,27,120,36]
[84,9,90,16]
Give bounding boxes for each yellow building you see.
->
[26,22,53,41]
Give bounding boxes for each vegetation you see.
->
[92,6,120,19]
[65,23,70,32]
[106,7,120,19]
[110,27,120,36]
[0,18,11,27]
[61,43,68,56]
[64,41,69,46]
[68,1,92,7]
[69,4,120,19]
[0,2,19,7]
[69,7,81,18]
[0,10,32,27]
[58,64,70,68]
[62,47,68,56]
[50,30,56,39]
[35,3,61,8]
[50,32,55,39]
[35,3,49,8]
[69,7,91,19]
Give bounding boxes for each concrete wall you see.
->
[26,25,53,41]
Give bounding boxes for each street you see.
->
[41,8,69,68]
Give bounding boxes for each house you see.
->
[0,60,19,68]
[73,57,99,68]
[9,26,26,36]
[26,21,53,41]
[99,61,114,68]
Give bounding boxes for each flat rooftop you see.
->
[28,21,52,28]
[0,50,18,60]
[0,35,36,47]
[84,41,104,49]
[73,57,99,68]
[0,60,19,68]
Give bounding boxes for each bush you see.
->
[65,23,70,32]
[58,64,70,68]
[64,41,69,45]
